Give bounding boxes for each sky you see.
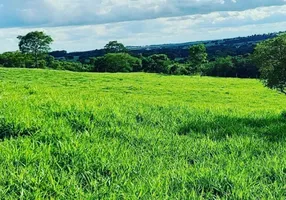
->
[0,0,286,53]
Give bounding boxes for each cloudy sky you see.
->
[0,0,286,52]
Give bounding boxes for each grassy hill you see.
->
[0,68,285,199]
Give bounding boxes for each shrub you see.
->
[142,54,171,74]
[0,51,34,68]
[56,61,93,72]
[202,56,235,77]
[169,64,189,75]
[92,53,142,73]
[281,110,286,119]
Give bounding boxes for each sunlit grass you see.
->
[0,68,285,199]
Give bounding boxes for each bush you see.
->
[0,51,34,68]
[232,55,258,78]
[55,61,93,72]
[202,55,259,78]
[92,53,142,73]
[281,111,286,119]
[142,54,171,74]
[169,64,189,75]
[202,56,236,77]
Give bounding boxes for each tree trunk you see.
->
[34,52,38,68]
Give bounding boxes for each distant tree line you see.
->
[49,32,281,61]
[202,55,258,78]
[0,31,285,94]
[0,51,92,72]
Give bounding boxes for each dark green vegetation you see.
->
[0,41,257,78]
[0,51,92,72]
[104,41,128,53]
[91,53,142,72]
[253,34,286,94]
[17,31,53,68]
[51,32,283,60]
[0,68,286,199]
[2,31,285,79]
[202,56,258,78]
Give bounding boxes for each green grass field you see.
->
[0,68,286,199]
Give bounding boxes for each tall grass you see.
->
[0,68,285,199]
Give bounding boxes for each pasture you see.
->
[0,68,285,199]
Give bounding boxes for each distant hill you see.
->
[50,31,285,62]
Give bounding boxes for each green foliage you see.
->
[169,64,189,75]
[0,51,92,72]
[17,31,53,68]
[17,31,53,54]
[55,61,93,72]
[92,53,141,72]
[142,54,171,73]
[104,41,127,53]
[203,56,235,77]
[232,55,258,78]
[202,55,258,78]
[0,68,285,199]
[281,110,286,119]
[253,35,286,94]
[189,44,208,73]
[0,51,34,68]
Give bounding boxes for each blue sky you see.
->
[0,0,286,52]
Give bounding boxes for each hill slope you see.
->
[0,68,286,199]
[51,31,285,60]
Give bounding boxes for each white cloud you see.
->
[0,5,285,53]
[0,0,285,28]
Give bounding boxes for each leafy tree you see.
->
[253,35,286,94]
[201,55,259,78]
[56,61,92,72]
[0,51,92,72]
[169,64,189,75]
[92,53,141,72]
[232,55,258,78]
[0,51,34,68]
[17,31,53,68]
[189,44,208,73]
[142,54,171,74]
[202,56,235,77]
[104,41,127,53]
[215,56,235,77]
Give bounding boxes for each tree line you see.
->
[0,31,285,94]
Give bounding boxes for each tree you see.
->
[92,53,141,72]
[232,55,258,78]
[169,64,189,75]
[142,54,171,74]
[189,44,208,74]
[17,31,53,68]
[0,51,34,68]
[104,41,127,53]
[253,35,286,94]
[202,56,234,77]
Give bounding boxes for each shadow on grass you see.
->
[51,109,95,133]
[178,115,286,142]
[0,118,37,140]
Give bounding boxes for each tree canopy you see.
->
[17,31,53,68]
[91,53,141,72]
[189,44,208,73]
[142,54,171,74]
[104,41,127,53]
[253,34,286,94]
